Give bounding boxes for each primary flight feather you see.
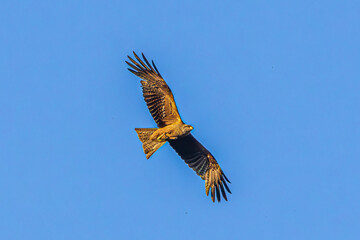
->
[126,52,231,202]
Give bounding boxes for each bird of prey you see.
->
[126,52,231,202]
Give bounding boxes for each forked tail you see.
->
[135,128,166,159]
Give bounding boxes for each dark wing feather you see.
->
[169,134,231,202]
[126,52,182,128]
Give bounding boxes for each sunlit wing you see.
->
[126,52,182,128]
[168,134,231,202]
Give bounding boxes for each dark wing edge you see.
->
[126,51,163,81]
[169,134,231,203]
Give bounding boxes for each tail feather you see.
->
[135,128,165,159]
[135,128,157,142]
[143,140,165,159]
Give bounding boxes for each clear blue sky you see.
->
[1,1,359,239]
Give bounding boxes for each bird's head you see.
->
[182,124,194,133]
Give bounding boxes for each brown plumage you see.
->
[127,52,231,202]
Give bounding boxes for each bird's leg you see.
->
[157,133,168,142]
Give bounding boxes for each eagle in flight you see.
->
[126,52,231,202]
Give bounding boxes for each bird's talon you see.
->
[157,133,167,142]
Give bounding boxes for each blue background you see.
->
[1,1,359,239]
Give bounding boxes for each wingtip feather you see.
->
[211,186,215,202]
[215,184,221,202]
[219,182,228,201]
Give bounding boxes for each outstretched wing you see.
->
[126,52,182,128]
[168,134,231,202]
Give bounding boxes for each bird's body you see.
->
[148,122,193,141]
[127,52,231,202]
